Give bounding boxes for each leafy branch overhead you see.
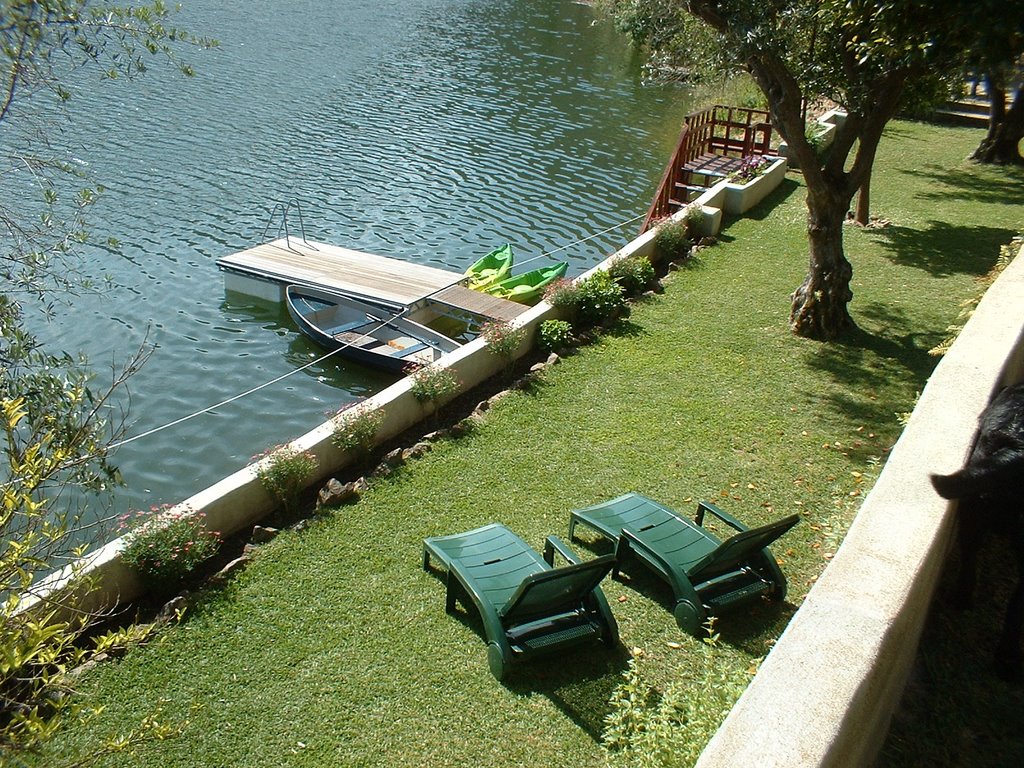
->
[0,0,216,120]
[1,2,212,764]
[1,0,216,297]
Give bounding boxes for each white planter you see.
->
[721,156,788,214]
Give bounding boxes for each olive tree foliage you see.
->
[602,1,975,339]
[1,2,211,763]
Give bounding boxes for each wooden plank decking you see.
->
[683,153,746,179]
[431,285,527,322]
[217,238,464,307]
[217,237,527,322]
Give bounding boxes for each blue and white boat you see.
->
[285,285,462,374]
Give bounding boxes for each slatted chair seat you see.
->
[569,493,798,634]
[423,523,619,680]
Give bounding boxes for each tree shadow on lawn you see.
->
[716,177,803,237]
[800,302,945,444]
[899,162,1024,208]
[867,219,1008,278]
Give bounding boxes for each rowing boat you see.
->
[286,285,461,373]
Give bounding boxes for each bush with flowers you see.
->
[481,319,526,374]
[120,505,221,594]
[332,402,384,457]
[255,445,319,514]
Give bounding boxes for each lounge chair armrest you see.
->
[695,500,748,532]
[544,535,582,566]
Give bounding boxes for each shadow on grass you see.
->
[717,177,803,235]
[869,220,1009,278]
[422,559,630,742]
[879,539,1024,767]
[510,646,631,742]
[800,305,944,440]
[901,162,1024,207]
[602,318,647,340]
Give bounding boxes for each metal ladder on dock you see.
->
[260,199,318,253]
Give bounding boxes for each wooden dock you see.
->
[430,285,527,323]
[217,237,527,322]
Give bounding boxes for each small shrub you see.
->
[537,319,573,352]
[602,640,748,767]
[332,403,384,456]
[573,271,626,328]
[120,505,221,594]
[545,272,625,330]
[409,364,460,404]
[542,277,580,313]
[684,202,705,232]
[653,217,693,262]
[481,319,526,364]
[608,254,656,295]
[255,445,318,514]
[805,122,829,155]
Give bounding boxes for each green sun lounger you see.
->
[568,493,798,634]
[423,523,619,680]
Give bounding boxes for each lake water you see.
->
[30,0,694,516]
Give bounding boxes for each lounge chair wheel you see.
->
[487,642,511,681]
[673,599,702,634]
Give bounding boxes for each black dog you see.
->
[931,381,1024,679]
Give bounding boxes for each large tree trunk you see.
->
[971,84,1024,165]
[790,190,856,339]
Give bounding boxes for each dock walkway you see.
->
[217,237,527,322]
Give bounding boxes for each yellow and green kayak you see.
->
[485,261,568,305]
[465,243,514,291]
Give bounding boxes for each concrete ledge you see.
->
[696,245,1024,768]
[686,156,788,231]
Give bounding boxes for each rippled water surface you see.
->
[35,0,694,513]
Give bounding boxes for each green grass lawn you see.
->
[44,120,1023,767]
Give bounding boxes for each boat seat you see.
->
[334,331,377,348]
[327,320,369,337]
[396,343,429,357]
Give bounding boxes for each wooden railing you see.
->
[640,105,773,233]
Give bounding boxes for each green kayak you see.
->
[465,243,514,291]
[485,261,569,305]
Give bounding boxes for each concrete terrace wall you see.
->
[696,245,1024,768]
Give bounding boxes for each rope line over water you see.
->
[109,212,646,449]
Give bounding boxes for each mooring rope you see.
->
[513,212,646,269]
